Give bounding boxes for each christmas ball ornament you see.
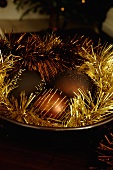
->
[53,69,92,98]
[34,88,69,120]
[12,70,45,99]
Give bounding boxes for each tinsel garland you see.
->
[4,33,93,81]
[0,53,20,109]
[0,32,113,129]
[97,127,113,169]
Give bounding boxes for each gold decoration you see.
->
[0,54,19,105]
[2,91,68,127]
[69,43,113,127]
[1,34,113,128]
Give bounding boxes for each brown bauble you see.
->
[12,70,45,99]
[53,69,92,98]
[34,89,69,120]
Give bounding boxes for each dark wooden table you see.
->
[0,117,101,170]
[0,135,89,170]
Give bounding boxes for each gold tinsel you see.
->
[1,34,113,128]
[0,54,19,105]
[68,43,113,127]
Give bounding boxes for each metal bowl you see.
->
[0,114,113,131]
[0,114,113,149]
[0,30,113,148]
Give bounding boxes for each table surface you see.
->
[0,135,89,170]
[0,117,105,170]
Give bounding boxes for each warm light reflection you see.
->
[82,0,85,3]
[61,7,65,12]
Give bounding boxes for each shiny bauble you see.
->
[53,69,92,98]
[34,89,69,120]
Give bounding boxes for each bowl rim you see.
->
[0,114,113,132]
